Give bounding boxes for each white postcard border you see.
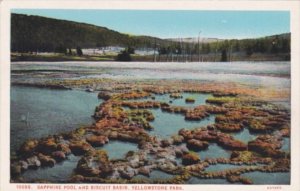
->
[1,1,299,191]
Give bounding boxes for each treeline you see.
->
[11,14,169,53]
[11,13,290,61]
[208,34,290,58]
[157,33,290,61]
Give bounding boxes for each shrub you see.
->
[116,50,132,61]
[76,46,83,56]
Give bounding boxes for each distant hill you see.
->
[11,13,290,62]
[166,33,290,44]
[166,37,223,44]
[11,13,169,52]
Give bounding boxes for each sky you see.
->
[11,9,290,39]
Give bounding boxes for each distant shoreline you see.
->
[11,52,290,62]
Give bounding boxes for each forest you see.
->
[11,13,290,61]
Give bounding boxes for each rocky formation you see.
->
[97,92,112,100]
[12,82,291,184]
[76,150,112,177]
[186,139,209,151]
[86,135,109,147]
[182,152,200,165]
[185,97,195,103]
[69,140,94,156]
[18,139,39,157]
[227,175,253,184]
[179,128,247,151]
[170,93,183,99]
[248,135,286,158]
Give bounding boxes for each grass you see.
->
[11,53,115,62]
[206,96,237,105]
[47,78,112,87]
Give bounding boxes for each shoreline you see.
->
[11,53,290,63]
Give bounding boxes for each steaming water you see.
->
[11,61,290,88]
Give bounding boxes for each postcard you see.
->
[1,0,300,191]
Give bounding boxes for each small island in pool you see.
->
[10,76,290,184]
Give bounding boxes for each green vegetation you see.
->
[126,109,154,130]
[116,51,131,61]
[157,34,290,61]
[221,49,228,62]
[11,52,115,62]
[11,13,290,62]
[209,35,291,60]
[116,47,135,61]
[76,47,83,56]
[11,14,170,53]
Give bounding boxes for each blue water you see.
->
[22,154,80,182]
[149,109,215,138]
[101,141,138,159]
[11,86,101,151]
[231,128,257,143]
[187,177,228,184]
[281,137,290,152]
[205,164,247,172]
[187,170,290,184]
[242,172,290,184]
[199,143,231,159]
[134,170,174,180]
